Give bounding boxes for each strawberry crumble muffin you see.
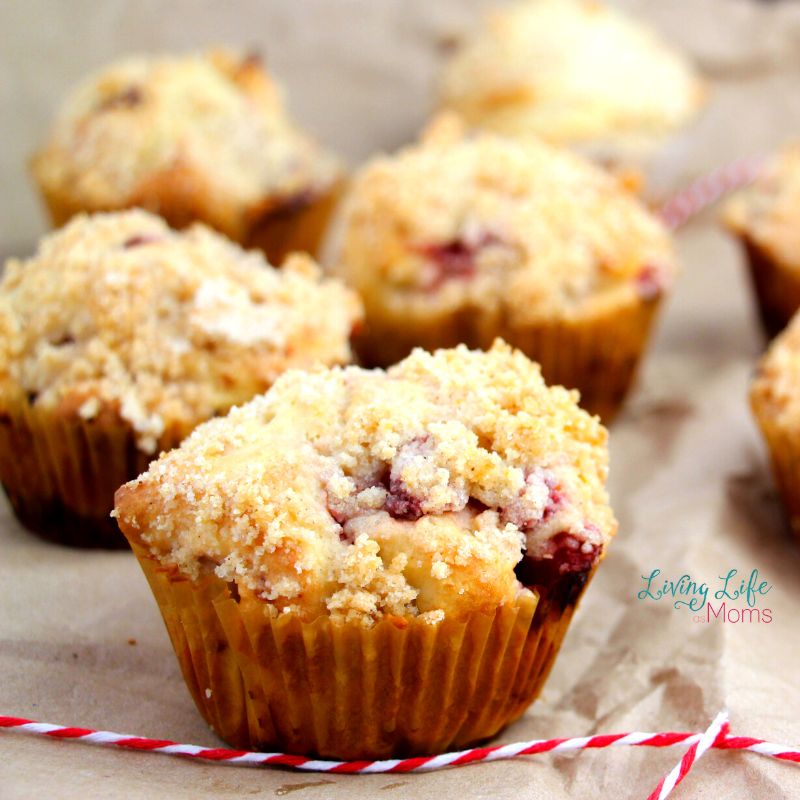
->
[724,143,800,337]
[335,115,678,419]
[438,0,705,169]
[115,341,617,758]
[0,209,361,546]
[751,315,800,538]
[31,49,341,264]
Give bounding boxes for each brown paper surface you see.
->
[2,1,800,797]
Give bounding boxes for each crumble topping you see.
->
[724,142,800,273]
[32,49,340,238]
[0,210,362,452]
[115,342,617,624]
[335,114,677,325]
[438,0,705,151]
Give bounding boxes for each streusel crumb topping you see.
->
[0,210,361,452]
[336,114,677,324]
[32,49,340,234]
[438,0,704,150]
[115,342,616,624]
[751,313,800,427]
[724,142,800,272]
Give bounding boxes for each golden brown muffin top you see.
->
[336,115,677,325]
[724,143,800,272]
[751,313,800,429]
[115,341,616,625]
[32,49,340,235]
[438,0,705,156]
[0,210,361,452]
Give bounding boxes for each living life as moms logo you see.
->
[637,569,773,624]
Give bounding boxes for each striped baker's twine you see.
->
[645,711,728,800]
[2,710,800,799]
[658,154,764,230]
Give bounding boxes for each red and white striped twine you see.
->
[2,709,800,798]
[658,154,764,230]
[645,711,727,800]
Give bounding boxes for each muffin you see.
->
[114,341,617,759]
[723,143,800,338]
[751,315,800,539]
[31,49,341,265]
[334,115,678,420]
[438,0,705,170]
[0,210,361,547]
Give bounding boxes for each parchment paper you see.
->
[2,1,800,797]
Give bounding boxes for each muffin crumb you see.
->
[438,0,705,154]
[115,342,616,623]
[32,49,341,242]
[0,210,362,451]
[337,118,677,327]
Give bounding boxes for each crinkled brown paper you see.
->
[2,0,800,797]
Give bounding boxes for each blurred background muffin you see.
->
[724,142,800,338]
[31,49,342,265]
[115,341,617,758]
[333,114,678,420]
[438,0,706,174]
[751,313,800,540]
[0,209,361,547]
